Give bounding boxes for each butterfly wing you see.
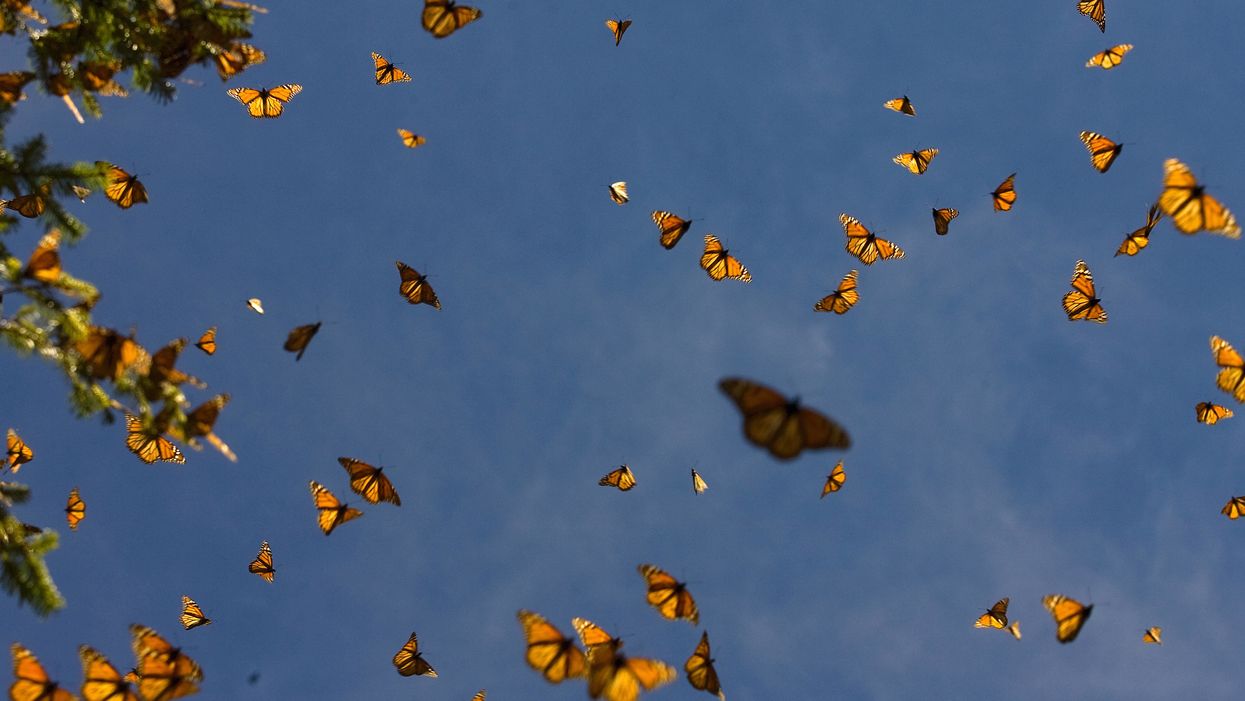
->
[1078,131,1121,173]
[974,598,1009,629]
[396,261,442,308]
[605,18,631,46]
[194,327,217,355]
[932,208,959,235]
[1196,402,1233,424]
[125,414,186,464]
[248,541,274,582]
[283,322,321,361]
[180,596,211,629]
[518,610,587,683]
[309,480,363,535]
[6,428,34,472]
[992,173,1017,212]
[820,462,845,498]
[65,488,84,530]
[1062,260,1107,323]
[683,632,723,699]
[98,162,148,208]
[338,457,401,505]
[23,229,61,282]
[1078,0,1105,31]
[1143,627,1162,644]
[599,465,636,491]
[1043,594,1092,643]
[422,0,482,37]
[638,564,699,624]
[79,645,139,701]
[1159,159,1240,237]
[882,96,915,116]
[608,182,629,205]
[397,129,427,148]
[11,644,74,701]
[814,270,859,314]
[652,210,692,250]
[393,633,438,677]
[1211,336,1245,402]
[1222,496,1245,519]
[691,468,708,494]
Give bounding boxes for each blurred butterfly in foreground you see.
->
[991,173,1017,212]
[144,338,205,399]
[574,617,621,655]
[309,480,363,535]
[691,468,707,494]
[840,214,904,266]
[470,691,486,701]
[372,52,412,84]
[129,624,202,701]
[422,0,481,38]
[516,610,587,684]
[0,71,35,104]
[249,540,275,582]
[974,598,1009,629]
[78,645,138,701]
[1086,43,1132,70]
[814,270,858,314]
[180,595,211,629]
[892,147,938,175]
[700,235,751,282]
[1196,401,1233,425]
[397,129,427,149]
[1078,131,1122,173]
[213,42,266,81]
[882,95,915,116]
[125,414,186,464]
[1158,158,1240,238]
[1143,627,1162,645]
[392,632,437,677]
[23,229,61,283]
[652,210,692,250]
[931,207,958,236]
[10,643,74,701]
[338,457,401,505]
[396,261,441,308]
[605,18,631,46]
[608,181,629,205]
[599,465,636,491]
[719,377,851,460]
[1078,0,1105,32]
[284,322,321,361]
[169,393,236,462]
[246,298,264,314]
[1061,260,1107,323]
[1221,496,1245,519]
[6,428,33,472]
[65,487,84,530]
[1210,335,1245,403]
[576,619,676,701]
[820,461,845,498]
[638,564,699,624]
[227,84,302,118]
[1114,204,1162,257]
[6,183,49,218]
[96,161,148,208]
[1042,594,1092,643]
[74,326,142,380]
[194,326,216,355]
[684,632,724,700]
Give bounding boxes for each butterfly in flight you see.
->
[372,52,412,84]
[814,270,858,314]
[691,468,708,494]
[820,461,845,498]
[638,564,699,624]
[991,173,1017,212]
[1086,43,1132,70]
[608,182,629,205]
[599,465,636,491]
[74,326,143,381]
[882,95,915,116]
[96,162,148,209]
[213,42,266,81]
[1061,260,1107,323]
[194,327,216,355]
[605,18,631,46]
[284,322,321,361]
[1042,594,1093,643]
[574,617,622,657]
[581,628,676,701]
[23,229,61,282]
[1222,496,1245,519]
[1158,158,1240,237]
[397,129,427,149]
[1078,0,1105,32]
[65,487,84,530]
[10,643,74,701]
[309,480,363,535]
[1210,336,1245,403]
[422,0,481,38]
[974,598,1009,629]
[700,235,751,282]
[1143,627,1163,645]
[719,377,851,460]
[129,624,203,701]
[125,414,186,464]
[78,645,139,701]
[931,208,959,236]
[169,393,236,462]
[893,147,938,175]
[651,210,693,250]
[840,214,904,266]
[227,84,302,118]
[516,610,587,684]
[1114,204,1162,257]
[1196,401,1233,425]
[338,457,402,505]
[1079,131,1122,173]
[72,185,91,202]
[396,261,442,308]
[684,632,724,700]
[249,540,275,582]
[392,632,437,677]
[6,428,33,472]
[144,338,205,399]
[246,298,265,314]
[180,595,212,629]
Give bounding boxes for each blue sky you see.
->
[5,0,1245,698]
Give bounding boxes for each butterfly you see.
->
[1115,204,1162,257]
[1078,131,1122,173]
[1086,43,1132,69]
[1158,158,1240,237]
[65,488,84,531]
[1078,0,1105,31]
[892,147,938,175]
[638,564,699,624]
[814,270,859,314]
[396,261,441,308]
[691,468,708,495]
[599,465,636,491]
[684,632,724,700]
[581,630,676,701]
[422,0,481,38]
[397,129,427,149]
[7,191,45,217]
[309,480,363,535]
[72,185,91,202]
[246,298,264,314]
[840,214,904,266]
[144,338,205,399]
[652,211,692,249]
[129,624,202,701]
[700,235,751,282]
[23,229,61,283]
[991,173,1017,212]
[1196,401,1233,425]
[608,182,629,205]
[372,52,412,84]
[194,327,216,355]
[78,645,139,701]
[125,414,186,464]
[1210,336,1245,403]
[974,598,1009,629]
[470,692,486,701]
[392,632,437,677]
[213,42,266,81]
[1061,260,1107,323]
[574,617,622,656]
[882,95,915,116]
[820,461,845,498]
[227,84,302,118]
[79,61,127,97]
[338,457,401,506]
[605,18,631,46]
[0,71,35,103]
[1222,496,1245,519]
[1042,594,1092,643]
[931,208,959,236]
[1005,621,1022,639]
[516,610,587,684]
[96,162,148,209]
[172,394,236,462]
[74,326,142,380]
[247,540,274,582]
[284,322,321,361]
[179,595,211,630]
[719,377,851,460]
[10,643,75,701]
[1143,627,1162,645]
[6,428,33,472]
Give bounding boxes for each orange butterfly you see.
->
[1196,401,1233,425]
[7,185,48,217]
[1078,0,1105,32]
[144,338,205,399]
[608,182,628,205]
[10,643,74,701]
[574,617,622,655]
[249,541,274,582]
[422,0,481,38]
[599,465,636,491]
[638,564,699,624]
[396,261,441,308]
[6,428,33,472]
[1042,594,1092,643]
[1221,496,1245,519]
[194,327,216,355]
[719,377,851,460]
[820,461,845,498]
[932,208,959,236]
[65,487,84,531]
[372,52,412,84]
[0,71,35,103]
[814,270,858,314]
[78,645,139,701]
[79,61,127,97]
[605,18,631,46]
[651,211,692,250]
[179,595,211,630]
[1061,260,1107,323]
[991,173,1017,212]
[309,480,363,535]
[882,95,915,116]
[1114,204,1162,257]
[700,235,751,282]
[97,162,148,208]
[583,635,676,701]
[125,414,186,465]
[684,632,724,700]
[74,326,142,380]
[284,322,321,361]
[1079,131,1122,173]
[840,214,904,265]
[22,229,61,283]
[129,625,202,701]
[1158,158,1240,237]
[516,610,587,684]
[1211,335,1245,403]
[1085,43,1132,70]
[227,84,302,118]
[974,598,1009,629]
[397,129,427,149]
[213,42,266,81]
[892,147,938,175]
[1143,627,1162,645]
[171,393,235,462]
[392,632,437,677]
[338,457,401,505]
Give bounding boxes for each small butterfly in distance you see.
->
[372,52,412,84]
[1079,131,1122,173]
[6,428,34,472]
[814,270,858,314]
[1042,594,1092,643]
[1143,627,1162,645]
[991,173,1017,212]
[605,18,631,46]
[246,298,264,314]
[719,377,851,460]
[691,468,708,494]
[931,208,959,236]
[392,632,437,677]
[1222,496,1245,519]
[892,147,938,175]
[882,95,915,116]
[608,181,629,205]
[396,261,441,308]
[65,487,84,530]
[652,210,693,250]
[1158,158,1240,238]
[1061,260,1107,323]
[398,129,427,149]
[284,322,321,360]
[1086,43,1132,70]
[96,162,148,209]
[227,84,302,118]
[820,461,845,498]
[180,595,212,629]
[249,540,275,582]
[194,326,216,355]
[309,480,363,535]
[700,235,751,282]
[974,598,1009,630]
[1196,401,1233,425]
[422,0,481,38]
[338,457,401,505]
[638,563,699,624]
[516,610,587,684]
[684,632,724,700]
[1115,204,1162,257]
[840,214,904,265]
[599,465,636,491]
[1078,0,1105,32]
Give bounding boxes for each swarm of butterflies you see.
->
[6,0,1245,699]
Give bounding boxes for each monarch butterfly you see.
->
[700,235,751,282]
[8,190,46,217]
[1210,336,1245,403]
[338,457,402,505]
[584,639,676,701]
[471,692,486,701]
[170,393,236,462]
[882,95,915,116]
[1078,0,1105,32]
[179,595,211,630]
[840,214,904,265]
[1042,594,1093,643]
[573,617,622,657]
[284,322,321,361]
[1158,158,1240,237]
[1062,260,1107,323]
[194,327,216,355]
[227,84,302,118]
[991,173,1017,212]
[0,71,34,103]
[249,540,274,582]
[23,229,61,282]
[78,61,127,97]
[814,270,859,314]
[1085,43,1132,69]
[605,18,631,46]
[129,624,202,701]
[684,632,724,700]
[144,338,205,399]
[820,461,845,498]
[1078,131,1122,173]
[638,563,699,625]
[1143,627,1162,645]
[691,468,708,494]
[396,261,441,308]
[422,0,481,38]
[72,185,91,202]
[125,414,186,465]
[1222,496,1245,519]
[213,42,266,81]
[599,465,636,491]
[608,182,629,205]
[719,377,851,460]
[65,487,84,531]
[892,147,939,175]
[97,162,148,209]
[10,644,74,701]
[309,480,363,535]
[516,610,587,684]
[1115,204,1162,257]
[932,208,959,236]
[6,428,33,472]
[392,632,437,677]
[397,129,427,149]
[1196,401,1233,425]
[372,52,412,84]
[975,598,1009,629]
[78,645,139,701]
[652,211,692,249]
[74,326,142,380]
[245,298,264,314]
